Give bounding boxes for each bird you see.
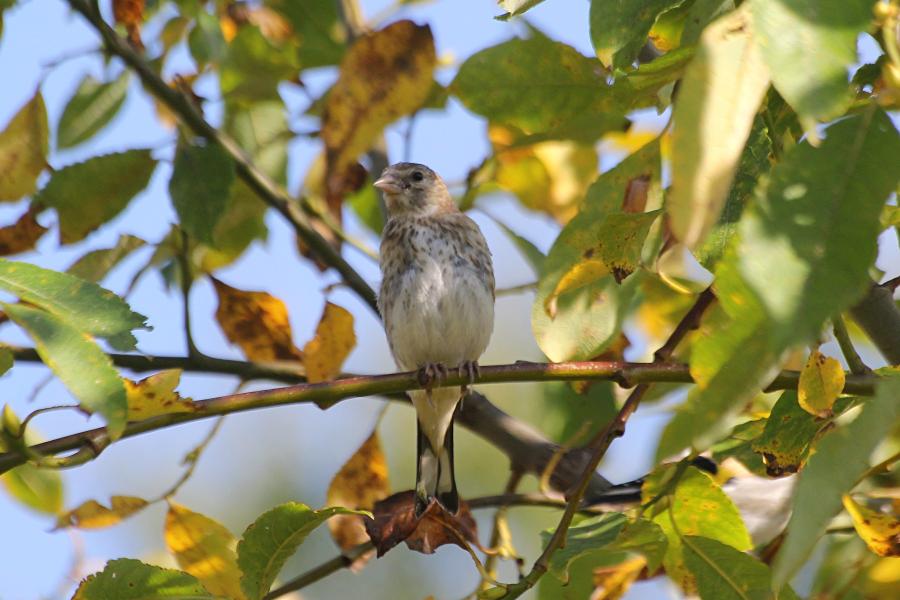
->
[375,162,495,516]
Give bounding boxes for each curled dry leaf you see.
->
[326,431,390,570]
[842,495,900,557]
[211,277,304,363]
[125,369,196,421]
[363,490,480,557]
[322,20,436,200]
[0,206,47,256]
[55,495,149,530]
[304,302,355,384]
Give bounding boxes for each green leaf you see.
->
[237,503,365,600]
[36,150,156,243]
[749,0,872,127]
[72,558,214,600]
[737,108,900,350]
[57,72,130,149]
[188,11,227,67]
[169,141,235,246]
[683,535,784,600]
[491,217,545,276]
[224,99,288,184]
[2,449,64,515]
[590,0,685,69]
[532,139,660,362]
[752,391,828,477]
[67,234,146,283]
[0,258,149,350]
[347,181,384,235]
[495,0,546,20]
[2,303,127,439]
[220,25,300,103]
[772,377,900,588]
[648,466,752,592]
[539,381,617,445]
[0,91,48,201]
[0,346,11,376]
[266,0,346,69]
[667,5,770,249]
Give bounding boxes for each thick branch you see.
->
[850,283,900,365]
[65,0,379,312]
[0,357,877,474]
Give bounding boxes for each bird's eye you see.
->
[411,171,424,182]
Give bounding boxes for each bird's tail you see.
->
[410,386,460,516]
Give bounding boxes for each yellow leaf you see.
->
[322,20,436,197]
[544,259,609,318]
[165,502,245,599]
[212,278,304,363]
[0,91,48,201]
[798,349,845,417]
[592,555,646,600]
[125,369,196,421]
[56,495,148,529]
[304,302,355,383]
[326,431,389,570]
[0,207,47,256]
[843,495,900,557]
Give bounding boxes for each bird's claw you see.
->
[418,362,448,407]
[458,360,480,393]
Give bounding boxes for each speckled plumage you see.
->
[375,162,495,514]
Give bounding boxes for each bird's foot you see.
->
[417,362,448,407]
[458,360,480,394]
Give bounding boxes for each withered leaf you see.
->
[842,495,900,557]
[113,0,145,50]
[327,431,390,570]
[322,20,436,200]
[0,91,48,202]
[304,302,355,384]
[0,206,47,256]
[125,369,196,421]
[212,278,304,363]
[363,491,479,557]
[55,495,149,530]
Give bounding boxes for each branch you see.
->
[850,282,900,365]
[65,0,379,313]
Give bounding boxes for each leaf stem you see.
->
[832,314,870,375]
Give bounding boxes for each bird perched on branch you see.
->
[375,162,495,516]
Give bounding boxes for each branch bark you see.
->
[850,282,900,365]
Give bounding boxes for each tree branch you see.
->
[65,0,379,313]
[850,282,900,365]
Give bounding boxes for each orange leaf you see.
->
[304,302,355,383]
[113,0,145,50]
[327,431,390,570]
[322,20,436,200]
[165,502,245,599]
[212,278,304,363]
[125,369,196,421]
[55,495,148,529]
[0,206,47,256]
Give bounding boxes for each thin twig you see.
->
[482,470,524,589]
[177,230,201,359]
[832,314,871,375]
[157,416,226,500]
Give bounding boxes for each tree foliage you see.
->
[0,0,899,598]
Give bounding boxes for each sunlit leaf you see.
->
[772,377,900,588]
[0,91,47,201]
[750,0,872,128]
[56,495,148,529]
[126,369,196,421]
[0,258,149,350]
[57,72,130,149]
[66,234,145,283]
[237,503,365,600]
[36,150,156,244]
[170,141,235,246]
[326,431,389,569]
[797,349,844,418]
[495,0,547,20]
[0,206,47,256]
[165,502,246,599]
[211,278,304,363]
[683,535,792,600]
[842,495,900,558]
[667,5,770,249]
[589,0,684,69]
[265,0,346,68]
[322,20,435,197]
[220,24,299,102]
[72,558,213,600]
[2,303,128,439]
[303,302,355,383]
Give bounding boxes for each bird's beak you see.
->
[374,174,402,195]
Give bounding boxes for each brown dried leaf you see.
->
[327,431,390,570]
[322,20,435,200]
[304,302,355,383]
[125,369,196,421]
[113,0,145,50]
[55,495,148,529]
[212,278,304,363]
[363,491,479,557]
[0,206,47,256]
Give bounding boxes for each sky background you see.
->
[0,1,895,599]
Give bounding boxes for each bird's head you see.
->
[374,162,455,217]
